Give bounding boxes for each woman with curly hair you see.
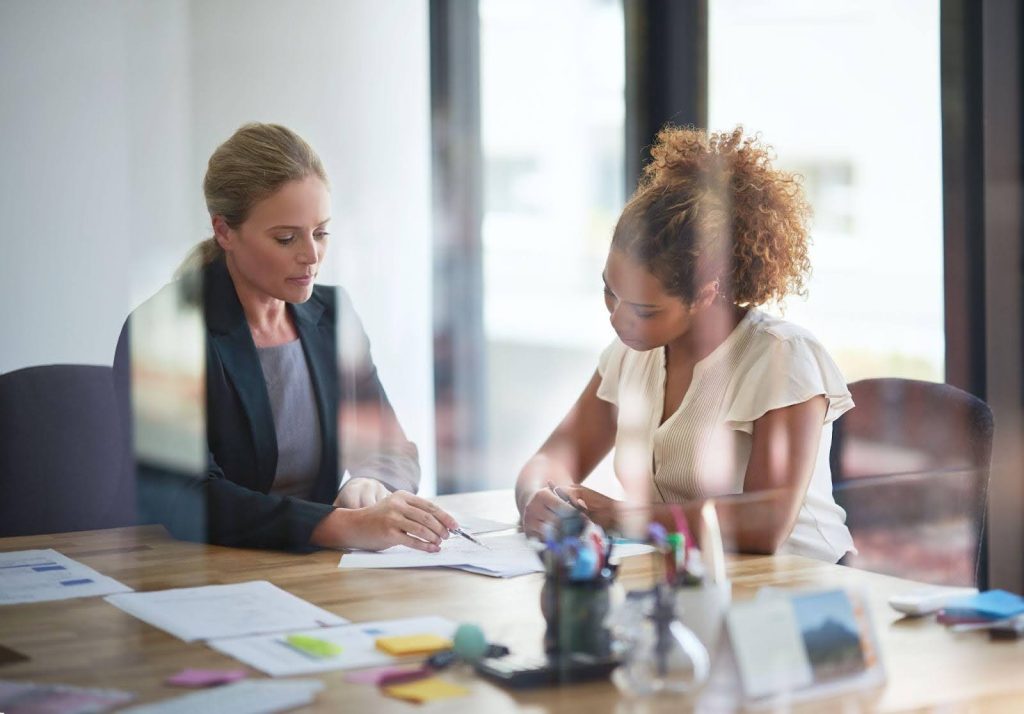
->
[515,126,855,562]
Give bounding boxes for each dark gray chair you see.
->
[830,378,993,587]
[0,364,136,536]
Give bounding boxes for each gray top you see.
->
[257,339,322,498]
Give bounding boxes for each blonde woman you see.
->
[116,123,456,552]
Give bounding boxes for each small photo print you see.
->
[791,589,867,682]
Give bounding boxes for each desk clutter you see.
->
[889,585,1024,639]
[5,507,1022,712]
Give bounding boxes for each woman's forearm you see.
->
[515,452,577,513]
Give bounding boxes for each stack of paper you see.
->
[338,532,543,577]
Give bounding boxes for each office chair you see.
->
[0,364,136,536]
[830,378,993,587]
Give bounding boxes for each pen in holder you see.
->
[540,513,618,658]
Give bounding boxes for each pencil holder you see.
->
[675,580,731,658]
[541,569,617,657]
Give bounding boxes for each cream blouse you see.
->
[596,308,856,562]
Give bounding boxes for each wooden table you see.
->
[0,490,1022,712]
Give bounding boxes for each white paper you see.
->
[119,679,324,714]
[209,616,458,677]
[727,596,814,699]
[0,549,133,605]
[446,512,516,535]
[338,532,544,577]
[446,562,541,578]
[105,581,347,642]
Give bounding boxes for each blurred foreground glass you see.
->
[125,277,207,537]
[479,0,625,490]
[832,468,987,587]
[599,465,986,588]
[709,0,945,382]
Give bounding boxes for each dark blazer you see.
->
[114,257,420,550]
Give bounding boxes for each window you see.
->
[709,0,944,382]
[479,0,625,490]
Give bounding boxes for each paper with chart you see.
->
[338,532,544,577]
[119,679,324,714]
[105,581,347,642]
[0,549,133,605]
[208,616,458,677]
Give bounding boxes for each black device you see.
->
[475,652,618,689]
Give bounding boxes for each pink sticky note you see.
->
[344,665,430,686]
[165,668,248,688]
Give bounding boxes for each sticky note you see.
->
[375,633,452,656]
[166,668,248,687]
[285,634,343,658]
[383,676,469,703]
[943,590,1024,620]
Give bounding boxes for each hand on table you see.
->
[315,491,459,552]
[520,485,581,538]
[562,485,620,531]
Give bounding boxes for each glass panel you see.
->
[479,0,626,490]
[708,0,944,382]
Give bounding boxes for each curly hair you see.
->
[611,125,811,306]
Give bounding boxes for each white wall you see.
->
[1,1,136,370]
[0,0,437,493]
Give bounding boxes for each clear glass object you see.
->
[609,584,711,696]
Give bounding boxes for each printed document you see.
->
[338,532,543,577]
[105,581,347,642]
[0,549,132,605]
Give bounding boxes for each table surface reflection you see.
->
[0,489,1021,712]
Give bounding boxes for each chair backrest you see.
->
[0,364,136,537]
[830,378,993,587]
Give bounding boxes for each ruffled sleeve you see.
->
[725,335,854,434]
[595,339,628,406]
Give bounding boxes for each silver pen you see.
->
[450,527,490,549]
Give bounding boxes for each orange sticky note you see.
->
[375,633,452,656]
[383,676,469,703]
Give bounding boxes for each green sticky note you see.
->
[285,634,343,658]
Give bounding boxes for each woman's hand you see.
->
[312,491,459,552]
[334,477,390,508]
[563,485,620,531]
[520,486,579,538]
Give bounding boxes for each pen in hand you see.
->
[547,481,590,516]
